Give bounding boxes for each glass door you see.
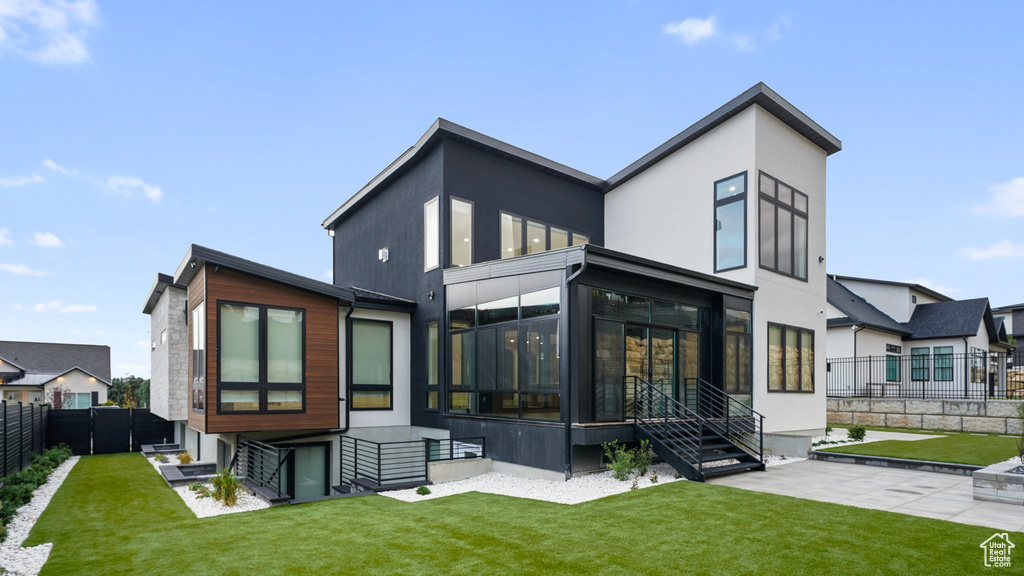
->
[594,320,624,421]
[286,444,329,500]
[624,326,648,417]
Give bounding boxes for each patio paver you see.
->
[708,459,1024,532]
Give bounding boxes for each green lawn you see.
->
[819,430,1018,466]
[25,454,1011,575]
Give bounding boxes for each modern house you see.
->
[993,302,1024,364]
[825,276,1015,398]
[146,82,841,497]
[0,340,111,408]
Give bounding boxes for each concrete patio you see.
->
[709,459,1024,532]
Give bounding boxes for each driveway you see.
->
[709,459,1024,532]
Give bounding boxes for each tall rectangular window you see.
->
[218,303,305,413]
[191,301,206,412]
[886,355,901,382]
[911,347,930,381]
[352,320,393,409]
[715,173,746,272]
[768,323,814,392]
[724,307,752,401]
[758,172,809,280]
[424,196,439,271]
[934,346,954,381]
[451,198,473,267]
[426,321,439,410]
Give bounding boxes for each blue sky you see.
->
[2,1,1022,378]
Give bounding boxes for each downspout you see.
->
[563,247,587,480]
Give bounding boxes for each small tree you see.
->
[44,385,70,409]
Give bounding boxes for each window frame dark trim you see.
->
[215,300,307,415]
[424,196,440,272]
[911,347,930,382]
[714,171,748,273]
[885,354,901,383]
[449,196,474,268]
[191,300,206,413]
[934,346,955,382]
[766,321,815,393]
[425,319,440,411]
[350,317,395,411]
[757,171,809,282]
[498,210,589,260]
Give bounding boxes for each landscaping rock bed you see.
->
[0,456,79,576]
[145,454,268,518]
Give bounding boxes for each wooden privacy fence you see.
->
[47,407,174,456]
[0,402,49,478]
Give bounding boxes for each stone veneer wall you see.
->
[827,398,1023,434]
[150,286,188,422]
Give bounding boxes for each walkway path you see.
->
[709,459,1024,532]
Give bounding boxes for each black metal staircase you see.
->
[627,376,765,482]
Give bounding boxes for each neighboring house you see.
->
[0,341,111,408]
[993,302,1024,363]
[826,276,1015,397]
[147,82,841,494]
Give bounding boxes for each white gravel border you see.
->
[384,463,684,505]
[0,455,79,576]
[145,454,269,518]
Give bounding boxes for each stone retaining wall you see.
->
[827,398,1023,434]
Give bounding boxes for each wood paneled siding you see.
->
[202,266,339,433]
[187,265,206,433]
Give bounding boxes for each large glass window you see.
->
[424,196,439,271]
[451,198,473,267]
[934,346,954,381]
[352,320,393,410]
[426,321,439,410]
[447,284,561,421]
[759,172,809,281]
[218,303,305,413]
[715,173,746,272]
[725,308,752,401]
[499,211,588,260]
[911,347,930,381]
[768,323,814,392]
[886,355,901,382]
[191,301,206,412]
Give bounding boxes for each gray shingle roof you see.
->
[903,298,990,341]
[826,278,908,335]
[0,341,111,382]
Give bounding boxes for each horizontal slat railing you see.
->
[684,378,764,461]
[340,436,488,488]
[232,437,293,499]
[627,376,705,474]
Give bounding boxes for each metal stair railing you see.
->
[683,377,764,462]
[625,375,706,475]
[230,436,294,499]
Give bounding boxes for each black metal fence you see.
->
[232,436,293,499]
[46,407,174,456]
[0,402,49,478]
[340,436,486,488]
[826,352,1018,400]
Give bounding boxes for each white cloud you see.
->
[32,300,96,313]
[33,231,62,247]
[0,226,11,246]
[960,239,1024,260]
[107,175,163,203]
[766,15,791,42]
[972,177,1024,218]
[663,16,717,44]
[0,262,48,276]
[732,35,755,51]
[0,0,99,65]
[42,158,69,174]
[0,172,44,187]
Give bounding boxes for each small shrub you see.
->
[673,472,682,480]
[211,468,243,507]
[630,477,639,491]
[602,441,635,481]
[632,439,653,476]
[187,482,204,492]
[650,470,659,484]
[154,453,169,463]
[178,451,193,465]
[825,423,833,437]
[416,485,431,496]
[847,424,867,441]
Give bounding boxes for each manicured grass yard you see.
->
[26,454,1010,575]
[820,429,1018,466]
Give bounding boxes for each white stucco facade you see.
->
[343,307,412,429]
[604,105,830,434]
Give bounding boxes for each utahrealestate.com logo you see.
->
[981,533,1014,568]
